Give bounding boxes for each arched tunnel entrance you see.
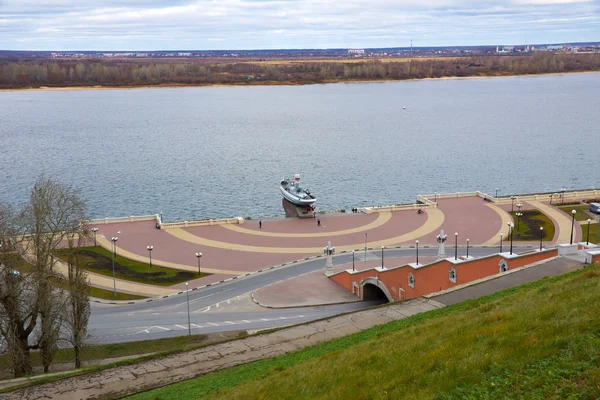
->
[361,281,391,304]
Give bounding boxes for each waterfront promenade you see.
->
[88,191,595,296]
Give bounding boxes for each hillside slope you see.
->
[130,263,600,400]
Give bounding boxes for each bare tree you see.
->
[64,229,91,369]
[27,177,87,373]
[0,202,38,377]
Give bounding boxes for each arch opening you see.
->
[362,283,390,303]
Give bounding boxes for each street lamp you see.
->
[466,239,469,258]
[454,232,458,260]
[500,233,503,253]
[495,188,498,198]
[516,203,523,212]
[434,192,437,203]
[416,240,419,265]
[381,246,385,268]
[185,282,191,336]
[364,232,368,261]
[147,245,153,268]
[561,188,566,204]
[515,212,523,231]
[91,227,98,247]
[539,227,544,251]
[510,196,516,212]
[587,219,591,245]
[507,222,514,255]
[570,209,576,244]
[550,193,556,205]
[111,236,118,297]
[195,252,202,274]
[352,250,355,271]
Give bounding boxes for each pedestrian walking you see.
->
[317,218,321,227]
[259,220,262,229]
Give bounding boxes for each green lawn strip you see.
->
[0,334,209,376]
[8,256,146,301]
[558,204,595,221]
[89,286,146,301]
[126,264,600,400]
[54,246,210,286]
[581,223,600,245]
[508,210,555,241]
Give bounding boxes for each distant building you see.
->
[347,49,365,55]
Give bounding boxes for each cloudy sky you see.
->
[0,0,598,50]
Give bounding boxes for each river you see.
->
[1,73,599,221]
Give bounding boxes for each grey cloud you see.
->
[0,0,598,49]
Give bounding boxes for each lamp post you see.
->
[147,245,153,268]
[570,209,576,244]
[381,246,384,268]
[500,233,503,253]
[515,212,523,231]
[416,240,419,265]
[587,219,591,245]
[507,222,514,255]
[185,282,191,336]
[352,250,355,271]
[549,193,556,205]
[434,192,437,203]
[111,236,118,297]
[510,196,516,212]
[561,188,566,204]
[466,239,469,258]
[539,227,544,251]
[454,232,458,260]
[364,233,367,261]
[91,227,98,247]
[195,252,202,275]
[495,188,498,198]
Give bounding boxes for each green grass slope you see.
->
[129,264,600,400]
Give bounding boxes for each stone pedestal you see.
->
[324,241,335,276]
[282,198,314,219]
[436,229,448,260]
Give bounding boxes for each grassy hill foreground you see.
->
[129,264,600,400]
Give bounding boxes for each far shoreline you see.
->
[1,70,599,93]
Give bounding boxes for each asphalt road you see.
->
[88,247,530,344]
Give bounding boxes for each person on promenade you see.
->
[259,220,262,229]
[317,218,321,226]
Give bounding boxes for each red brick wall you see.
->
[329,249,559,301]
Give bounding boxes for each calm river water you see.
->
[1,73,599,221]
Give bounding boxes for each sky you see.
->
[0,0,599,51]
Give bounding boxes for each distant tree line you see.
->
[1,53,599,88]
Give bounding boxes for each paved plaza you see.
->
[90,195,587,296]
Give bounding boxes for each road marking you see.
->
[174,324,187,329]
[190,323,201,328]
[208,322,220,326]
[260,318,269,321]
[153,326,170,331]
[242,320,250,323]
[224,321,234,325]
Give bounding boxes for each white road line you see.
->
[260,318,269,321]
[207,322,220,326]
[224,321,234,325]
[153,326,170,331]
[174,324,187,329]
[241,320,250,323]
[190,323,201,328]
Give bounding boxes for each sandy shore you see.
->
[1,70,598,93]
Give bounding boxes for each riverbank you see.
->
[1,70,599,93]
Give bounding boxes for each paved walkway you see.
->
[2,298,444,400]
[81,195,592,296]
